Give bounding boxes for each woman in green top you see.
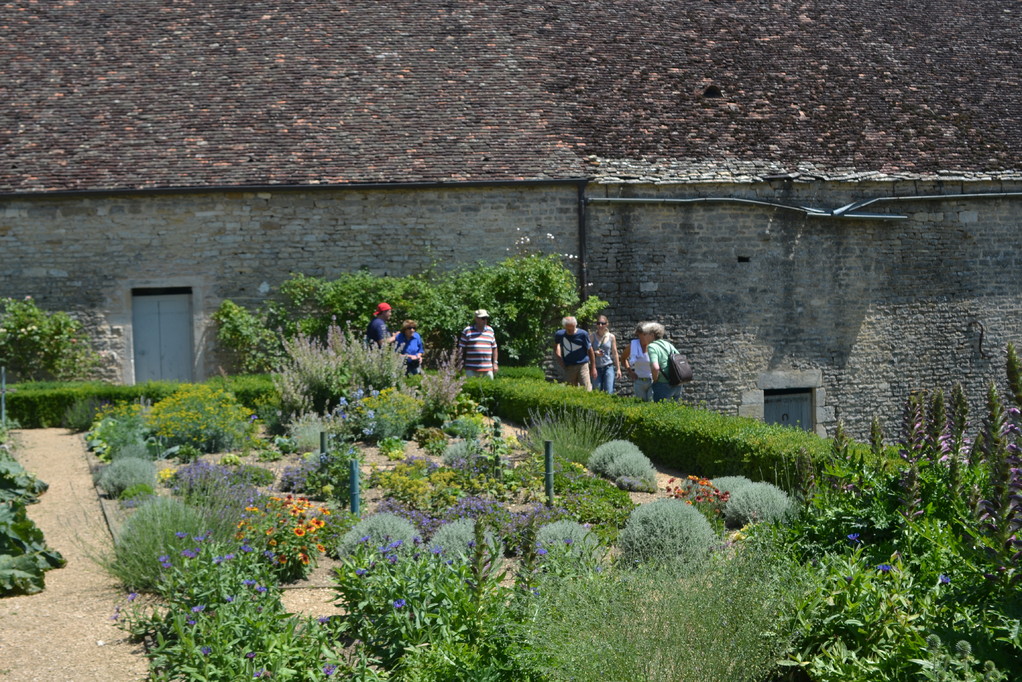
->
[646,322,684,402]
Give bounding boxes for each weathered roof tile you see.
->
[2,0,1020,193]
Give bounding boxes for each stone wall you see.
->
[584,178,1022,439]
[0,183,580,382]
[3,177,1022,440]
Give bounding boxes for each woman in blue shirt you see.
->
[394,319,425,375]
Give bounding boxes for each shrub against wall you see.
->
[0,297,99,381]
[214,254,607,371]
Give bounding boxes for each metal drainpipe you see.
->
[577,179,589,301]
[586,190,1022,220]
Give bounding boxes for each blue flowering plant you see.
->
[331,521,516,671]
[278,443,358,506]
[116,534,351,680]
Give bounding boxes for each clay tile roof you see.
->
[2,0,1020,194]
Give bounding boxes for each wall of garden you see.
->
[3,176,1022,439]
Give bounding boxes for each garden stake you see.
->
[320,431,328,456]
[349,458,361,517]
[544,440,554,506]
[1,366,5,428]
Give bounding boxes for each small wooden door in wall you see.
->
[763,389,813,431]
[131,289,194,383]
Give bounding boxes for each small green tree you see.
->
[213,254,607,371]
[0,297,99,381]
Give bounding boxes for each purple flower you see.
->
[191,605,205,613]
[355,568,367,576]
[256,585,268,593]
[323,664,338,676]
[536,547,548,556]
[246,651,256,659]
[127,592,138,602]
[181,548,198,559]
[175,531,189,539]
[846,533,860,543]
[242,579,257,586]
[877,564,894,573]
[939,574,951,584]
[201,646,211,655]
[393,599,406,608]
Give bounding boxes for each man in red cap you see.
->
[366,302,394,348]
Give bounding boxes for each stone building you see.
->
[2,1,1021,438]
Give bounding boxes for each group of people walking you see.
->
[555,316,684,402]
[365,303,497,378]
[366,302,684,402]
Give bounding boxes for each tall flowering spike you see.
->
[832,421,850,461]
[869,417,886,459]
[980,382,1008,467]
[899,391,929,465]
[926,389,947,463]
[946,383,971,495]
[974,379,1022,575]
[1007,342,1022,410]
[899,463,923,521]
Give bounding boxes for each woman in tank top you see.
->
[592,315,622,394]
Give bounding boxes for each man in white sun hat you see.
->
[458,309,498,378]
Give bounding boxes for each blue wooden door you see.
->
[132,292,193,383]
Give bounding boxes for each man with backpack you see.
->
[646,322,689,402]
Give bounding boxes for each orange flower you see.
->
[293,527,306,537]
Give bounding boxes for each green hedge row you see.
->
[464,376,841,486]
[3,375,276,428]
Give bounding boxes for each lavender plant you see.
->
[418,350,465,426]
[274,328,353,417]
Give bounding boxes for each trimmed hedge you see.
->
[464,376,842,487]
[5,375,276,428]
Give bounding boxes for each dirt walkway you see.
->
[0,429,148,682]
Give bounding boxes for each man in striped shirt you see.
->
[458,309,499,378]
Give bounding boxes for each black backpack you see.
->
[654,340,694,386]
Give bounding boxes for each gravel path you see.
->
[0,429,148,682]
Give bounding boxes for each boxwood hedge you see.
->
[464,376,842,487]
[4,375,275,428]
